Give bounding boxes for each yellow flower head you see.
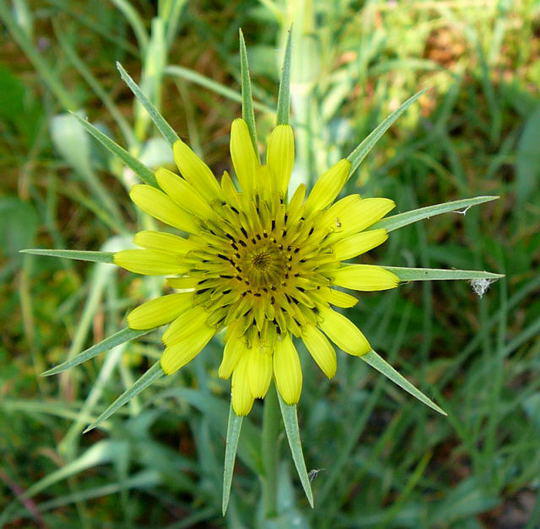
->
[113,118,399,415]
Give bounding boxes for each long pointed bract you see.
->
[42,328,151,376]
[239,29,258,156]
[373,195,499,232]
[116,61,180,145]
[278,396,314,507]
[222,405,243,515]
[83,362,164,433]
[276,29,293,126]
[347,89,427,173]
[21,249,115,263]
[361,350,447,415]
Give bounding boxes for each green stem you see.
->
[262,383,280,518]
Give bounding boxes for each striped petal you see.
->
[318,306,371,356]
[302,325,337,378]
[230,118,259,194]
[127,293,193,330]
[155,167,213,218]
[333,265,399,291]
[162,305,212,346]
[129,184,198,233]
[247,348,273,398]
[332,229,388,261]
[304,159,351,215]
[114,249,187,275]
[218,325,246,379]
[273,334,302,405]
[173,139,221,201]
[160,324,215,374]
[134,230,196,254]
[231,355,254,415]
[267,124,294,195]
[322,196,395,239]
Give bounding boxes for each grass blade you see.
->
[385,267,504,281]
[222,404,243,515]
[42,328,151,376]
[278,396,314,507]
[70,113,157,187]
[361,350,447,416]
[373,195,499,232]
[117,61,179,145]
[347,89,427,173]
[20,249,114,263]
[239,29,258,156]
[276,29,293,125]
[83,362,164,433]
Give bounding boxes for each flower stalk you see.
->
[262,383,281,518]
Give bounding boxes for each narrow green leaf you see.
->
[20,249,115,263]
[222,404,243,515]
[276,29,293,125]
[42,328,151,376]
[239,29,258,156]
[373,195,499,232]
[116,61,179,145]
[347,89,427,173]
[278,396,314,507]
[165,65,274,115]
[83,362,164,433]
[361,350,447,416]
[70,113,157,187]
[385,266,504,282]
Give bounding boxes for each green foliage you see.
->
[1,1,539,528]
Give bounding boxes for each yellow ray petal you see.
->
[166,276,198,289]
[160,324,215,374]
[333,264,399,291]
[218,325,246,379]
[173,139,221,201]
[322,196,395,239]
[129,184,198,233]
[230,118,259,194]
[318,306,371,356]
[304,159,351,215]
[114,249,187,275]
[302,325,337,378]
[247,348,273,398]
[321,288,358,308]
[332,229,388,261]
[155,168,213,218]
[273,334,302,405]
[127,293,193,330]
[134,230,196,254]
[162,305,212,346]
[267,124,294,195]
[231,355,254,416]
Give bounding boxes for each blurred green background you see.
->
[1,0,539,527]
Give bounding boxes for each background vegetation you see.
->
[1,0,539,527]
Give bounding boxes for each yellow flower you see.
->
[114,118,399,415]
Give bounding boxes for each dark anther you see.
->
[220,274,233,279]
[284,214,288,223]
[251,238,257,244]
[235,253,241,259]
[271,296,275,304]
[254,293,261,297]
[263,232,269,238]
[196,289,209,295]
[217,254,230,261]
[231,206,240,214]
[297,286,306,292]
[308,227,314,235]
[282,230,287,237]
[300,259,306,263]
[238,240,247,247]
[226,233,236,241]
[223,289,232,294]
[240,227,248,237]
[294,248,300,253]
[256,234,262,240]
[271,220,276,231]
[294,273,300,277]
